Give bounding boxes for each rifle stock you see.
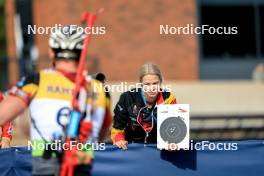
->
[60,12,97,176]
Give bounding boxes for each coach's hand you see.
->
[0,137,11,149]
[114,140,128,150]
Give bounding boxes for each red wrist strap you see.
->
[114,132,125,143]
[1,122,13,141]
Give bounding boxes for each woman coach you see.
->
[111,63,177,150]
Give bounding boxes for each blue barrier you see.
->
[0,147,31,176]
[0,140,263,176]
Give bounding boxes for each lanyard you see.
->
[140,89,157,121]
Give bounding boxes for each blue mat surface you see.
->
[0,141,263,176]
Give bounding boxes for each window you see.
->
[260,5,264,56]
[201,5,256,59]
[198,0,264,79]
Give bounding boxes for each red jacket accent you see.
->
[0,93,13,141]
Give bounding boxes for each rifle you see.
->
[60,12,97,176]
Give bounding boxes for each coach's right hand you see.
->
[114,140,128,150]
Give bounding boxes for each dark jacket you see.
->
[111,88,176,144]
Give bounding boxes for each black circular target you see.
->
[159,116,187,143]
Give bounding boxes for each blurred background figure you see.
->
[252,63,264,82]
[92,72,112,143]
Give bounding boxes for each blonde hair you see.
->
[139,63,163,83]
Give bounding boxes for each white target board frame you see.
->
[157,104,190,150]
